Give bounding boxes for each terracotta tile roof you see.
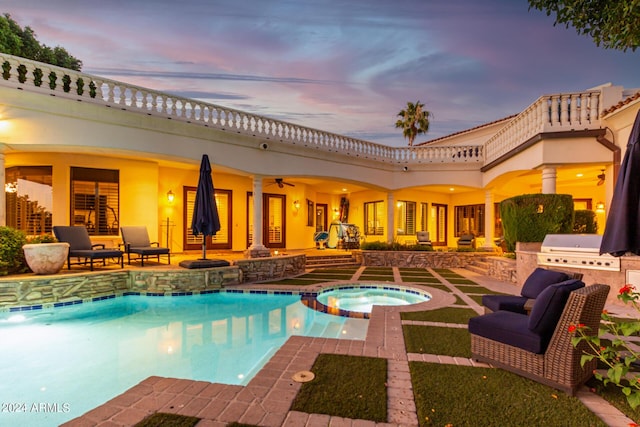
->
[602,91,640,116]
[415,114,517,146]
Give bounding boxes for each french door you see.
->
[246,192,286,248]
[184,186,232,250]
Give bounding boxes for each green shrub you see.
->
[0,227,28,275]
[27,234,57,244]
[500,193,574,252]
[573,209,598,233]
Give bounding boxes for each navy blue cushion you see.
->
[528,279,585,336]
[469,311,547,354]
[521,268,569,299]
[482,294,528,314]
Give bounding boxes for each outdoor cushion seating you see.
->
[482,267,583,314]
[120,226,171,266]
[53,226,124,271]
[469,283,609,395]
[457,233,475,249]
[416,231,432,247]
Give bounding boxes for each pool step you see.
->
[306,254,360,269]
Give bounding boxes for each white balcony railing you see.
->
[483,91,601,164]
[0,54,605,168]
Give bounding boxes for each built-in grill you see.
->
[537,234,620,272]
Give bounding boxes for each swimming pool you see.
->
[0,291,367,426]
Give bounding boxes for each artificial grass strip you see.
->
[410,362,606,427]
[401,276,441,283]
[310,268,360,274]
[363,267,394,273]
[135,412,200,427]
[262,278,327,286]
[586,377,640,422]
[446,278,478,285]
[300,273,355,280]
[401,307,477,324]
[398,267,433,273]
[455,285,507,295]
[468,294,484,305]
[414,283,450,292]
[358,275,395,281]
[291,354,387,422]
[403,325,471,357]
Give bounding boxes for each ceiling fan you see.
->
[272,178,295,188]
[597,169,605,186]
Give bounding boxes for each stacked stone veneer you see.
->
[486,256,518,284]
[360,250,486,268]
[235,254,306,283]
[0,255,310,310]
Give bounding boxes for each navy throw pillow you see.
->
[528,279,585,336]
[521,268,569,299]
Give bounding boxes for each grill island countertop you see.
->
[537,234,620,272]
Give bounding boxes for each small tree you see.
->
[395,101,431,146]
[528,0,640,52]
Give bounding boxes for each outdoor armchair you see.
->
[120,226,171,266]
[457,233,475,249]
[416,231,432,247]
[52,226,124,271]
[482,268,584,314]
[469,283,609,395]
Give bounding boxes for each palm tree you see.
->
[395,101,431,146]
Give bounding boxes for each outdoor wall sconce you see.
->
[167,190,175,203]
[596,201,605,213]
[293,200,301,211]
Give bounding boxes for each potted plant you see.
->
[22,234,69,275]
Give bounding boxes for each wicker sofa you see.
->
[469,283,610,395]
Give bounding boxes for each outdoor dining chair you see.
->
[52,226,124,271]
[120,226,171,266]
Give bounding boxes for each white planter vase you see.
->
[23,242,70,275]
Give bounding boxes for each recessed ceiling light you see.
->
[576,173,583,177]
[449,187,455,192]
[342,188,347,192]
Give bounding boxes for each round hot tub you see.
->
[302,284,431,318]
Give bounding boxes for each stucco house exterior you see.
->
[1,53,639,258]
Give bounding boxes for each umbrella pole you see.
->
[202,240,207,260]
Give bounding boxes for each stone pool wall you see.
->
[235,254,306,283]
[0,266,241,310]
[359,250,490,268]
[0,255,307,310]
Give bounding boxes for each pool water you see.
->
[317,287,430,313]
[0,292,367,426]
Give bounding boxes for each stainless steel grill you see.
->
[536,234,620,271]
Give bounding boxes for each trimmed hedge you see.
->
[500,193,574,252]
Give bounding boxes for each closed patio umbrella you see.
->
[191,154,221,260]
[600,110,640,256]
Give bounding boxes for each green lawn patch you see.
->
[403,325,471,357]
[363,267,394,273]
[300,273,355,280]
[455,285,507,295]
[432,269,464,278]
[135,413,200,427]
[410,362,606,426]
[398,267,433,273]
[311,268,359,274]
[262,278,327,286]
[358,275,395,281]
[401,307,477,324]
[291,354,387,422]
[446,278,478,285]
[468,294,484,305]
[586,377,640,422]
[401,276,442,284]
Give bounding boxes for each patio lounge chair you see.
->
[469,282,609,395]
[120,226,171,266]
[482,267,584,314]
[457,233,475,249]
[52,226,124,271]
[416,231,432,247]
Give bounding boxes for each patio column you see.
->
[245,175,270,258]
[541,166,557,194]
[483,190,495,250]
[0,147,5,226]
[387,192,394,243]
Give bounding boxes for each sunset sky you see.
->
[6,0,640,146]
